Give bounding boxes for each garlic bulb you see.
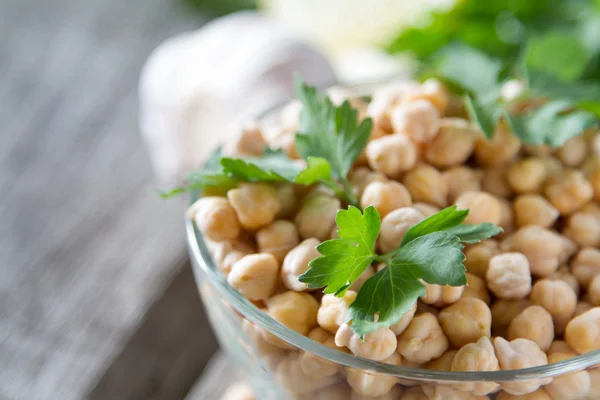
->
[139,12,335,186]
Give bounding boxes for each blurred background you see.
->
[1,0,599,399]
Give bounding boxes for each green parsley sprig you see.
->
[162,80,368,206]
[299,205,502,337]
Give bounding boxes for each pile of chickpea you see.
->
[189,80,600,400]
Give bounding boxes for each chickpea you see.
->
[301,383,351,400]
[349,167,387,199]
[464,240,500,278]
[494,337,551,395]
[508,306,554,351]
[390,99,440,143]
[455,191,502,225]
[335,323,397,362]
[295,193,341,241]
[513,195,559,229]
[424,118,476,168]
[256,220,299,263]
[462,272,491,305]
[351,385,405,400]
[439,298,491,347]
[275,184,298,219]
[299,327,345,378]
[228,183,281,230]
[405,78,450,115]
[361,181,412,218]
[544,351,591,400]
[581,202,600,218]
[555,135,588,167]
[491,299,530,337]
[280,238,320,291]
[425,350,457,371]
[421,384,487,399]
[482,168,513,199]
[582,157,600,202]
[443,166,483,203]
[241,318,288,366]
[563,211,600,248]
[402,164,448,208]
[507,158,547,194]
[189,197,241,241]
[503,226,563,277]
[378,207,425,253]
[544,169,593,215]
[420,283,464,307]
[487,253,532,299]
[267,291,319,336]
[571,247,600,287]
[223,121,267,157]
[211,238,255,276]
[345,352,401,397]
[558,236,579,266]
[349,266,376,291]
[228,254,279,301]
[538,156,564,177]
[497,197,516,235]
[275,352,340,395]
[366,134,417,176]
[495,388,552,400]
[451,337,500,395]
[474,121,521,167]
[413,202,440,217]
[390,302,418,336]
[368,81,421,132]
[221,381,255,400]
[271,131,300,159]
[317,290,357,334]
[396,313,449,363]
[546,340,573,357]
[565,307,600,354]
[530,280,577,332]
[588,368,600,400]
[549,267,580,297]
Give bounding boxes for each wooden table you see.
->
[0,0,223,398]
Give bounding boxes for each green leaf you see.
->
[348,231,466,337]
[348,266,425,337]
[295,79,373,180]
[295,157,332,185]
[400,206,468,247]
[525,32,591,82]
[445,223,504,244]
[160,166,238,198]
[298,206,380,296]
[507,100,598,147]
[433,44,503,97]
[464,95,502,139]
[220,149,302,182]
[528,69,600,104]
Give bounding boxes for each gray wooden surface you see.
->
[0,0,222,399]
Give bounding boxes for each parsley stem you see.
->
[340,176,360,208]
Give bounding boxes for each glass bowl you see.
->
[186,81,600,399]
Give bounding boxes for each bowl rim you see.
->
[185,79,600,382]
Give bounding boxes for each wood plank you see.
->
[0,0,218,398]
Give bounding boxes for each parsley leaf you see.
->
[295,79,373,181]
[464,95,503,139]
[525,32,591,82]
[348,231,466,337]
[445,223,504,244]
[400,206,468,246]
[433,44,502,97]
[295,157,332,185]
[507,100,597,147]
[298,206,380,296]
[220,149,304,182]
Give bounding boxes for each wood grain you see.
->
[0,0,221,398]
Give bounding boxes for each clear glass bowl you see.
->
[186,82,600,399]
